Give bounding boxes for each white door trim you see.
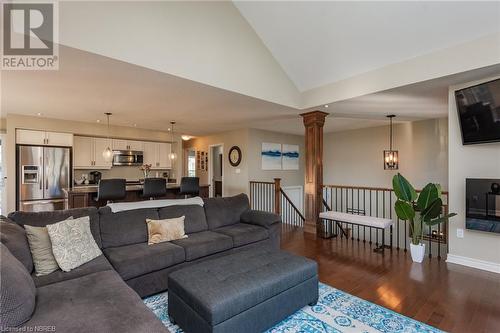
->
[208,143,224,197]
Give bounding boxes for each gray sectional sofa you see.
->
[1,194,281,332]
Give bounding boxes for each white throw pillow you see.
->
[46,216,102,272]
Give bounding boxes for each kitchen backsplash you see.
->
[74,166,175,182]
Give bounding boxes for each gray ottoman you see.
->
[168,247,318,333]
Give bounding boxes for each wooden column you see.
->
[274,178,281,215]
[300,111,328,235]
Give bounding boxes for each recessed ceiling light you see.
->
[181,135,191,141]
[133,123,137,127]
[96,119,101,123]
[37,112,42,116]
[168,128,171,131]
[324,104,329,108]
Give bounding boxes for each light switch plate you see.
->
[457,228,464,238]
[235,168,241,174]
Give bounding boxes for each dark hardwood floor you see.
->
[280,225,500,333]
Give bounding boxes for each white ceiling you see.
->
[235,1,500,91]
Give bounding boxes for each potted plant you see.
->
[392,173,456,263]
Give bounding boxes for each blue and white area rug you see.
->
[144,283,443,333]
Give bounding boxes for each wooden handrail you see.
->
[323,184,448,196]
[249,180,275,185]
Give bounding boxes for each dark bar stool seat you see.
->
[143,178,167,200]
[94,179,126,204]
[179,177,199,198]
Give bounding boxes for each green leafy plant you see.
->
[393,173,456,245]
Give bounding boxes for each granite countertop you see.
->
[64,183,209,194]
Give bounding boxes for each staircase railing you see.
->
[249,178,304,227]
[322,184,449,258]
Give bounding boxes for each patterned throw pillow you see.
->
[146,216,187,245]
[46,216,102,272]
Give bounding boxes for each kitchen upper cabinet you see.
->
[45,131,73,147]
[16,129,73,147]
[112,139,143,151]
[143,142,171,169]
[73,136,112,169]
[93,138,113,169]
[158,142,171,169]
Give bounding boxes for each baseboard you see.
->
[446,254,500,274]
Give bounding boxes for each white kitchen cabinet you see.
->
[112,139,128,151]
[16,129,73,147]
[158,142,171,169]
[73,136,94,168]
[45,131,73,146]
[112,139,143,151]
[143,142,171,169]
[73,136,112,169]
[93,138,113,169]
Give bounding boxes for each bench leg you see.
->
[373,228,389,253]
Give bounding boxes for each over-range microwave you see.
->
[112,150,144,166]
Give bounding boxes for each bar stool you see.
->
[94,179,126,204]
[179,177,199,198]
[142,178,167,200]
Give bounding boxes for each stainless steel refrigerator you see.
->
[17,145,71,212]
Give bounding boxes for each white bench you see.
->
[319,211,393,252]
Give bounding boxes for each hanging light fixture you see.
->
[383,114,398,170]
[169,121,177,161]
[102,112,113,162]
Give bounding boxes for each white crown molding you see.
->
[446,254,500,274]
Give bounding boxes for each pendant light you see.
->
[102,112,113,162]
[169,121,177,161]
[383,115,398,170]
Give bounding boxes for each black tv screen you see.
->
[466,179,500,234]
[455,78,500,145]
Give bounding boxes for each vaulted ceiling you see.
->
[235,1,500,92]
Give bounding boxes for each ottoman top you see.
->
[168,248,317,325]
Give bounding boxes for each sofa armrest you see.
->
[240,209,281,229]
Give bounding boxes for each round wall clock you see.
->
[228,146,242,167]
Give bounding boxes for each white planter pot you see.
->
[410,243,426,263]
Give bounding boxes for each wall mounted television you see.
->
[455,78,500,145]
[466,179,500,234]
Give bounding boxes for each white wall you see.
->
[58,1,300,108]
[448,76,500,269]
[323,118,448,190]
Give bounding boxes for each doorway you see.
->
[185,148,196,177]
[209,144,223,197]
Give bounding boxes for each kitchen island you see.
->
[63,183,210,209]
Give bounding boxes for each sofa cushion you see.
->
[8,207,102,248]
[22,270,169,333]
[104,241,185,280]
[203,194,250,229]
[172,231,233,261]
[99,207,159,248]
[0,244,36,328]
[158,204,208,234]
[0,217,33,272]
[214,223,269,247]
[33,255,114,287]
